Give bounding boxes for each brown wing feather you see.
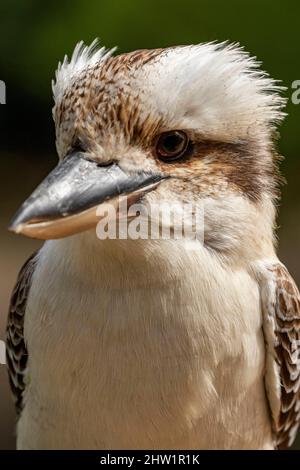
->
[6,253,38,415]
[264,263,300,449]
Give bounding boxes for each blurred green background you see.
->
[0,0,299,449]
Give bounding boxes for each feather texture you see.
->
[52,39,116,103]
[6,253,38,414]
[259,261,300,448]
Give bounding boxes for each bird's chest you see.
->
[20,241,264,448]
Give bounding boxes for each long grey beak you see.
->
[9,152,166,240]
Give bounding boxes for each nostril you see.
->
[96,161,114,168]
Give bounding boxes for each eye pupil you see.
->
[156,130,188,161]
[162,134,182,153]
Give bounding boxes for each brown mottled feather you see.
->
[265,263,300,448]
[6,253,38,415]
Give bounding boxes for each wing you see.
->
[6,252,38,415]
[259,261,300,449]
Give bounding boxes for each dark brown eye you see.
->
[156,130,189,161]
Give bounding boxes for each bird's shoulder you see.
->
[255,258,300,449]
[6,252,39,415]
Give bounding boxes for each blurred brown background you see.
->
[0,0,299,449]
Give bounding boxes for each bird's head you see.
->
[10,40,286,256]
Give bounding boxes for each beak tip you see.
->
[8,221,22,234]
[8,209,27,234]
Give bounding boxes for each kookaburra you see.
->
[7,40,300,450]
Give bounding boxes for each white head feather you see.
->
[52,40,286,142]
[138,42,286,141]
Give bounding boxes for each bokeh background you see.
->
[0,0,299,449]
